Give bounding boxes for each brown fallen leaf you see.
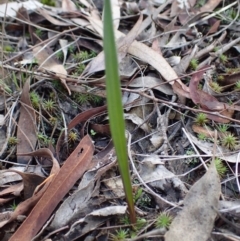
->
[56,105,107,160]
[17,78,37,164]
[9,135,94,241]
[165,161,221,241]
[33,46,71,95]
[87,15,189,101]
[84,14,143,76]
[189,68,234,122]
[2,170,45,200]
[0,183,23,198]
[0,149,59,229]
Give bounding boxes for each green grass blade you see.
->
[103,0,136,223]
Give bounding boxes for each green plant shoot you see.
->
[103,0,136,223]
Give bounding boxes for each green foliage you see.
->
[49,116,57,126]
[103,0,136,223]
[210,82,222,93]
[68,131,79,143]
[197,133,207,141]
[10,201,17,210]
[217,75,224,81]
[155,212,173,229]
[37,133,52,146]
[135,218,147,230]
[35,28,43,37]
[190,58,198,70]
[90,129,97,136]
[217,124,229,133]
[8,136,18,146]
[73,50,96,62]
[40,0,55,6]
[68,45,75,54]
[43,99,56,112]
[120,215,130,225]
[0,79,12,93]
[30,91,41,109]
[219,54,228,63]
[196,0,206,7]
[222,133,237,150]
[110,229,129,241]
[55,51,64,61]
[73,63,85,75]
[73,92,103,105]
[133,187,143,203]
[4,45,14,52]
[213,158,227,177]
[235,81,240,90]
[185,149,199,166]
[194,113,208,126]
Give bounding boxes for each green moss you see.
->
[40,0,55,6]
[194,113,208,126]
[155,212,173,229]
[4,45,14,52]
[190,58,198,70]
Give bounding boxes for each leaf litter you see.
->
[1,0,240,240]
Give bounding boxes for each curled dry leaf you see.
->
[1,170,45,199]
[33,46,71,95]
[189,68,235,123]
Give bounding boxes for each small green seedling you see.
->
[235,81,240,90]
[68,45,75,54]
[68,131,79,143]
[4,45,14,52]
[49,117,57,126]
[133,187,143,204]
[30,92,41,109]
[90,129,97,136]
[155,212,173,229]
[190,58,198,70]
[43,99,56,112]
[210,82,222,93]
[110,229,129,241]
[197,133,207,141]
[219,54,228,63]
[8,137,19,146]
[40,0,55,6]
[213,158,227,177]
[10,201,18,210]
[194,113,208,126]
[55,51,64,61]
[222,133,237,150]
[217,75,224,81]
[35,28,43,37]
[217,124,229,133]
[74,51,90,61]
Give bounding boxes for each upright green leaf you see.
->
[103,0,136,223]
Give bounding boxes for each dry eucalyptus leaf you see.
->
[33,46,71,95]
[165,161,221,241]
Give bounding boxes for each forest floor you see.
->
[0,0,240,240]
